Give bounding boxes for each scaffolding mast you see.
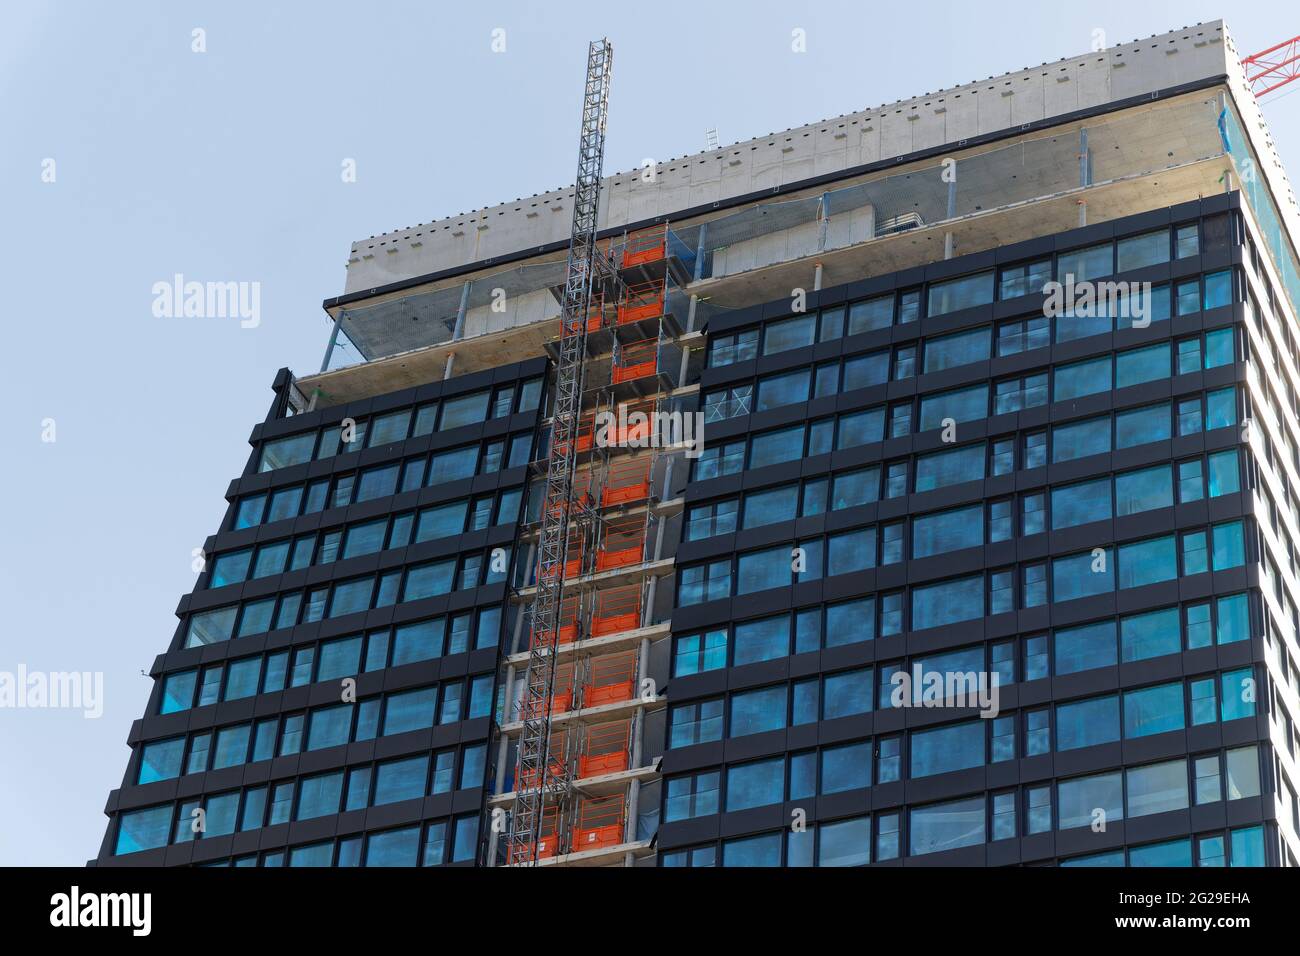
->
[508,37,614,867]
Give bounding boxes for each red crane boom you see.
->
[1242,34,1300,97]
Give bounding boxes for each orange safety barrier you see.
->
[621,225,667,269]
[616,279,664,326]
[583,651,636,708]
[592,585,641,637]
[594,515,645,572]
[578,720,631,778]
[601,456,652,507]
[573,795,625,852]
[612,337,659,385]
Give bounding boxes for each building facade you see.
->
[96,20,1300,867]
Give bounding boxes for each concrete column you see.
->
[1079,128,1091,187]
[443,352,456,380]
[943,174,958,260]
[817,192,830,252]
[623,634,653,854]
[512,553,533,654]
[813,261,823,291]
[453,280,471,340]
[693,223,708,281]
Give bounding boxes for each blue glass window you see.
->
[928,271,994,317]
[260,432,317,472]
[909,796,985,856]
[924,327,991,372]
[730,686,786,737]
[297,771,343,820]
[1051,478,1111,529]
[1055,356,1110,400]
[138,737,185,784]
[823,668,872,719]
[1052,416,1109,463]
[365,827,420,867]
[726,758,784,811]
[842,351,890,390]
[911,720,984,778]
[1121,607,1180,662]
[821,741,872,793]
[737,546,791,595]
[115,805,173,855]
[919,385,987,431]
[837,408,885,449]
[750,425,805,468]
[159,670,197,714]
[1058,770,1122,830]
[374,755,429,806]
[756,369,810,411]
[1221,669,1255,721]
[912,575,983,630]
[1117,402,1171,448]
[733,616,789,666]
[384,687,436,735]
[307,704,352,750]
[913,503,982,558]
[1052,549,1113,602]
[1116,342,1169,388]
[1124,682,1184,738]
[1057,694,1120,750]
[1118,536,1177,589]
[1055,620,1116,675]
[915,444,983,491]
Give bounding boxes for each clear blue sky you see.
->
[3,0,1297,866]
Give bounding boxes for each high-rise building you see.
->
[95,19,1300,868]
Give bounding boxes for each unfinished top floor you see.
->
[298,19,1300,410]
